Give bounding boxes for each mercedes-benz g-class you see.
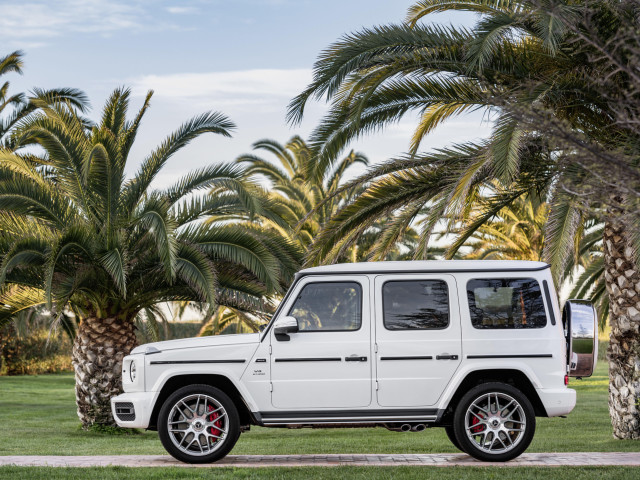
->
[111,260,597,463]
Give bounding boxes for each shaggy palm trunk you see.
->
[603,218,640,439]
[72,317,137,428]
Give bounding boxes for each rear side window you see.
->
[288,282,362,331]
[382,280,449,330]
[467,278,547,329]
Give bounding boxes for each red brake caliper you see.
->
[471,413,484,433]
[207,405,222,439]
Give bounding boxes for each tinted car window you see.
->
[383,280,449,330]
[467,278,547,329]
[288,282,362,331]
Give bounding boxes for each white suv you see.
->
[111,260,597,463]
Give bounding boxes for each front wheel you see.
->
[453,382,535,462]
[158,384,240,463]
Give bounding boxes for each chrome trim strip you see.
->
[466,354,553,359]
[149,359,246,365]
[380,356,433,361]
[274,357,342,363]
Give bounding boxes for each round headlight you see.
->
[129,360,136,382]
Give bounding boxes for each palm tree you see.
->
[456,193,548,262]
[0,87,294,428]
[290,1,640,438]
[237,136,367,257]
[0,49,89,349]
[0,50,88,147]
[238,136,420,264]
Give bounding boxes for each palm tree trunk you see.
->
[72,316,137,428]
[603,218,640,439]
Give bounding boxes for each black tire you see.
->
[453,382,535,462]
[158,384,240,464]
[444,425,466,453]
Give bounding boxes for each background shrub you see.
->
[0,326,73,375]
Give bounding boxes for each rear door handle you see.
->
[345,355,368,362]
[436,354,459,360]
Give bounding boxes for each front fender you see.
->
[147,363,260,412]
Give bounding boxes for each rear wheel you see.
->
[453,382,535,462]
[158,384,240,463]
[444,425,465,453]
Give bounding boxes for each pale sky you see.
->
[2,0,492,187]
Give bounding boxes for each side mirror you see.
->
[273,316,299,341]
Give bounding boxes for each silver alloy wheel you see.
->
[464,392,526,454]
[167,394,229,456]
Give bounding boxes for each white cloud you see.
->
[131,68,312,110]
[0,0,178,40]
[166,6,197,14]
[8,41,47,49]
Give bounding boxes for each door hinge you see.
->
[269,383,273,392]
[375,380,379,391]
[374,343,378,353]
[269,345,272,355]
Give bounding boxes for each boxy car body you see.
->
[112,260,597,463]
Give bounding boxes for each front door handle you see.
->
[345,355,367,362]
[436,354,459,360]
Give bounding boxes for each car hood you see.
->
[131,332,260,354]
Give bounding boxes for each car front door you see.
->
[270,275,372,409]
[374,274,461,407]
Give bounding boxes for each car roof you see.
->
[297,260,550,277]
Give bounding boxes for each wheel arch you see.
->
[439,369,547,424]
[148,374,257,430]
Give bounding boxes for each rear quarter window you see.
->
[467,278,547,329]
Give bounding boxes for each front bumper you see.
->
[537,387,576,417]
[111,391,157,429]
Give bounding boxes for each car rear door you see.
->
[374,274,461,407]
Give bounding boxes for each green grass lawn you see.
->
[0,361,637,456]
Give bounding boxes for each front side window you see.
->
[383,280,449,330]
[467,278,547,329]
[288,282,362,331]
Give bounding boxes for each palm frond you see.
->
[407,0,522,26]
[0,286,45,327]
[123,111,235,214]
[543,191,582,282]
